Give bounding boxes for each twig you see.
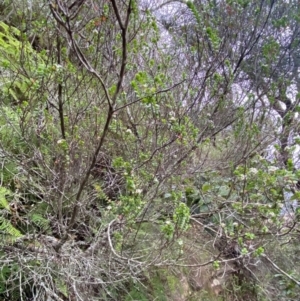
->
[262,254,300,286]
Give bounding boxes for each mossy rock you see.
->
[0,21,39,67]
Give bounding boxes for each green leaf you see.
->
[245,232,255,240]
[202,183,211,193]
[218,185,230,197]
[213,260,220,269]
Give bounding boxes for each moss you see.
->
[0,21,22,59]
[0,21,45,104]
[125,284,149,301]
[149,272,168,301]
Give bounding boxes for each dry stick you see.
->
[40,282,65,301]
[107,219,145,270]
[107,219,128,261]
[155,246,263,268]
[262,254,300,286]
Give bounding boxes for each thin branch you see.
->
[111,0,132,101]
[115,80,185,112]
[56,27,65,140]
[262,254,300,286]
[110,0,124,30]
[49,0,113,108]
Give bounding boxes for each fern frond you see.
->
[0,216,23,243]
[0,187,11,210]
[55,278,68,298]
[29,213,49,231]
[94,183,112,204]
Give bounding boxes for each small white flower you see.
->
[239,174,247,181]
[211,279,220,287]
[153,177,159,184]
[268,166,278,173]
[54,64,63,70]
[135,189,142,194]
[178,239,183,246]
[249,168,258,175]
[208,120,215,127]
[125,129,132,135]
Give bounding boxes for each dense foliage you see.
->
[0,0,300,300]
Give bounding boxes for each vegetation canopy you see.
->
[0,0,300,300]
